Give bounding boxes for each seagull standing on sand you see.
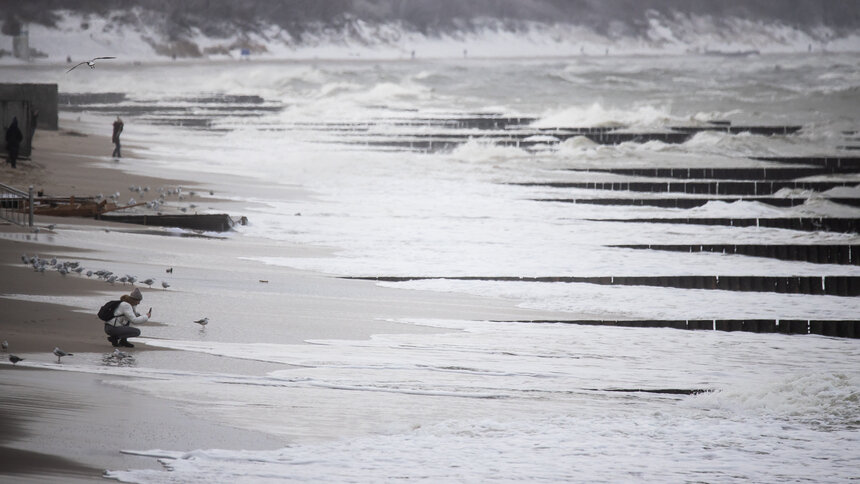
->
[113,348,130,359]
[161,281,170,289]
[9,355,23,365]
[193,317,209,326]
[53,347,73,363]
[66,56,116,73]
[1,340,8,351]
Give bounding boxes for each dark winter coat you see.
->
[5,118,23,149]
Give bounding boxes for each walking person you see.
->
[104,288,151,348]
[112,116,124,158]
[5,117,23,168]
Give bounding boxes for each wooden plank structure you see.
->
[4,190,240,232]
[494,319,860,338]
[97,213,237,232]
[349,275,860,297]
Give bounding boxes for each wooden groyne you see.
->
[498,319,859,338]
[613,244,858,265]
[752,156,860,169]
[587,217,859,233]
[570,166,858,179]
[97,213,239,232]
[313,116,808,152]
[350,275,860,297]
[537,197,860,208]
[516,180,855,195]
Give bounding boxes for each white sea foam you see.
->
[532,103,680,129]
[7,53,859,483]
[108,320,859,483]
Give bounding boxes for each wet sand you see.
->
[0,126,291,481]
[0,120,581,481]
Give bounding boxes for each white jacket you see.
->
[113,301,149,326]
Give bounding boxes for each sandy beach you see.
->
[0,120,579,482]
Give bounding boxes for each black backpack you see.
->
[98,300,121,322]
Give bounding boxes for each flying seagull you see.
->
[53,347,73,363]
[193,317,209,326]
[66,56,116,73]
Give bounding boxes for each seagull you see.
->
[1,340,8,351]
[193,317,209,326]
[66,56,116,73]
[113,348,130,358]
[161,281,170,289]
[53,347,73,363]
[166,268,173,274]
[142,278,155,288]
[9,355,23,365]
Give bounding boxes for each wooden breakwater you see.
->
[516,180,855,195]
[536,197,860,208]
[349,275,860,297]
[496,319,860,338]
[613,244,858,265]
[569,166,858,179]
[97,213,241,232]
[587,217,860,233]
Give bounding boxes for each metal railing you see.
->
[0,183,34,227]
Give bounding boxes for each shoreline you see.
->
[1,117,581,481]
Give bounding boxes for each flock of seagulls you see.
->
[14,62,220,366]
[20,254,172,289]
[90,184,215,216]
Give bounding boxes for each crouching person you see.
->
[106,288,152,348]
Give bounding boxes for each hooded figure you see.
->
[104,287,151,347]
[5,117,23,168]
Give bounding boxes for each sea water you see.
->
[8,53,860,481]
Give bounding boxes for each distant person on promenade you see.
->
[28,109,38,149]
[5,117,23,168]
[112,116,124,158]
[104,288,151,348]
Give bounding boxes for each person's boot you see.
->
[119,339,134,348]
[108,336,119,347]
